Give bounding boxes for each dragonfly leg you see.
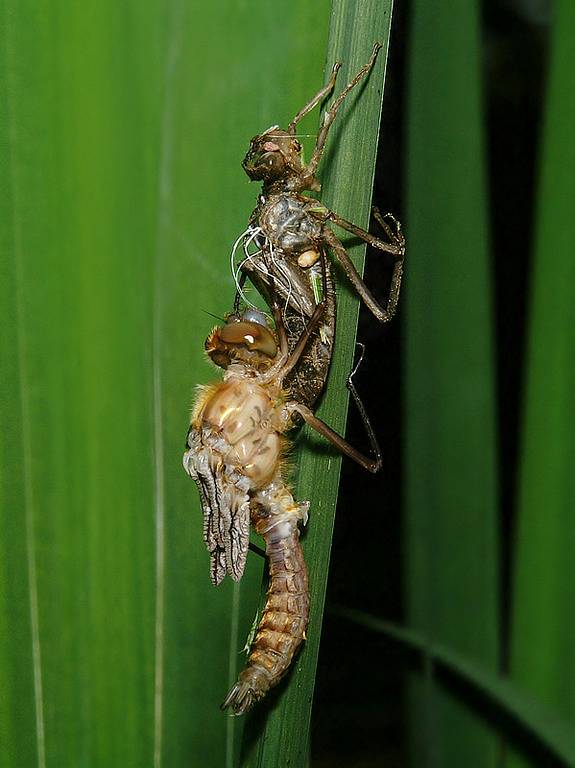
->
[323,227,404,324]
[288,399,381,474]
[287,341,382,474]
[323,206,405,258]
[345,342,382,471]
[304,42,381,181]
[372,207,404,246]
[288,61,342,134]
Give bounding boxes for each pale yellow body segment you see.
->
[193,375,283,487]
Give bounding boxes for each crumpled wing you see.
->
[183,428,251,586]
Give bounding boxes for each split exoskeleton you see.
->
[235,40,405,368]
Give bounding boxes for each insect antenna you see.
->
[201,309,226,323]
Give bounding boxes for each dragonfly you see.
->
[183,294,381,715]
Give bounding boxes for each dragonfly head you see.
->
[242,126,304,184]
[205,311,278,370]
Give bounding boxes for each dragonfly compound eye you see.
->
[220,321,277,358]
[241,308,268,326]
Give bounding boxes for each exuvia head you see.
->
[242,126,304,184]
[205,310,278,370]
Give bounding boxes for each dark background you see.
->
[312,1,549,764]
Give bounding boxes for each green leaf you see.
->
[334,608,575,766]
[239,3,395,766]
[405,0,499,765]
[507,2,575,766]
[0,1,331,766]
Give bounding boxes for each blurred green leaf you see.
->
[507,2,575,767]
[0,1,334,766]
[405,0,499,765]
[336,608,575,766]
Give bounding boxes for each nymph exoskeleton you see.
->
[234,228,336,412]
[236,41,405,342]
[183,300,381,715]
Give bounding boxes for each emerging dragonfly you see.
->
[233,41,405,348]
[183,41,405,716]
[183,298,381,715]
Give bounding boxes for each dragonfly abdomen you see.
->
[221,488,309,715]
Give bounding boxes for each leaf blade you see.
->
[507,2,575,766]
[240,3,395,765]
[405,0,500,764]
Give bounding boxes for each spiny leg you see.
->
[288,62,342,134]
[323,228,403,324]
[323,206,405,258]
[304,42,381,181]
[372,208,404,245]
[346,342,382,472]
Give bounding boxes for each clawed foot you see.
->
[372,207,405,255]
